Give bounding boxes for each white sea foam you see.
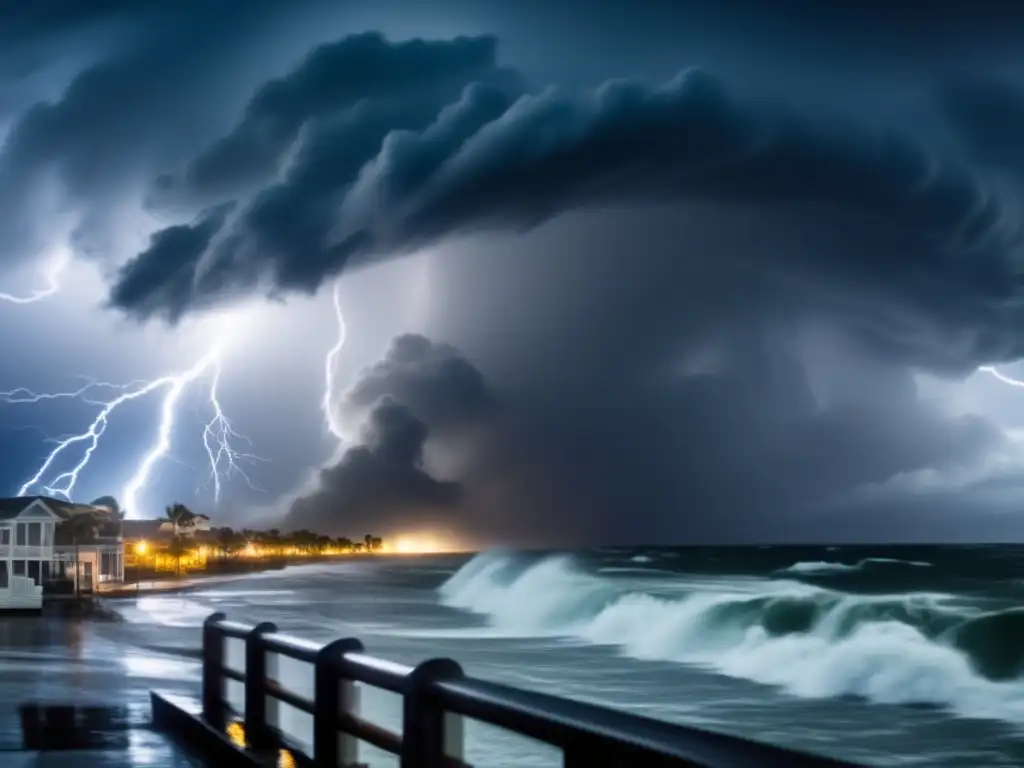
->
[778,558,933,575]
[439,552,1024,726]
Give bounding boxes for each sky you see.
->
[3,1,1024,547]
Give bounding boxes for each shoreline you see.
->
[100,554,384,598]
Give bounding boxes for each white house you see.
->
[0,496,126,610]
[0,497,60,609]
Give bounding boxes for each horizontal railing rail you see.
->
[200,612,865,768]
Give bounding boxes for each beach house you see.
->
[0,496,126,609]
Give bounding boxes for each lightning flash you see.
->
[979,365,1024,388]
[0,250,70,305]
[1,246,341,516]
[0,330,262,517]
[323,280,348,441]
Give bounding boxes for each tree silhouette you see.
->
[163,503,197,537]
[215,527,244,559]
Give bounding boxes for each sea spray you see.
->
[440,552,1024,725]
[777,558,933,576]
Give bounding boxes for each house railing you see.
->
[200,613,862,768]
[8,575,40,596]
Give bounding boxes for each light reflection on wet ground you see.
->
[0,613,203,766]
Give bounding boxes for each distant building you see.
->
[122,513,211,543]
[0,496,125,610]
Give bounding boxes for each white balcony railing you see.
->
[0,575,43,608]
[10,545,55,559]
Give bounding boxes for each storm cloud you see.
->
[3,2,1024,543]
[938,74,1024,175]
[340,333,496,433]
[287,335,490,537]
[289,398,462,537]
[110,49,1024,375]
[154,32,516,204]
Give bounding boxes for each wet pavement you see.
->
[0,612,206,766]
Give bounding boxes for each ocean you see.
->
[109,545,1024,767]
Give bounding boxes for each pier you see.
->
[148,612,865,767]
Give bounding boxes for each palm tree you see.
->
[164,503,197,537]
[291,529,317,553]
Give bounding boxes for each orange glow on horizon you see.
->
[388,532,457,554]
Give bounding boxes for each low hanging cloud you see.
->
[108,203,235,317]
[287,334,493,537]
[281,322,1004,546]
[109,45,1024,374]
[340,333,496,432]
[288,398,461,537]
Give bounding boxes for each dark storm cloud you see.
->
[0,0,305,268]
[124,33,520,320]
[289,334,492,536]
[288,398,461,537]
[113,61,1022,372]
[938,74,1024,174]
[155,33,515,202]
[341,334,496,431]
[5,5,1023,544]
[108,204,235,321]
[288,320,1004,546]
[389,206,1016,545]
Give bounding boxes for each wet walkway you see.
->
[0,612,206,766]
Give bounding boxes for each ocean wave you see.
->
[778,558,933,575]
[439,552,1024,724]
[598,566,679,576]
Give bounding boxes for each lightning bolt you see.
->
[0,251,69,304]
[2,340,262,517]
[322,280,347,441]
[979,365,1024,388]
[202,365,265,503]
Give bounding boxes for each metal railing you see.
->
[200,612,863,768]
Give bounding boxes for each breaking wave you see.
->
[778,558,933,576]
[439,552,1024,724]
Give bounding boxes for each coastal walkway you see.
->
[0,611,205,766]
[147,612,866,767]
[0,606,867,767]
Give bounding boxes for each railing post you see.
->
[201,612,227,727]
[244,621,278,750]
[314,637,364,768]
[400,658,464,768]
[564,743,622,768]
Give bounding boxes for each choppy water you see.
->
[109,545,1024,767]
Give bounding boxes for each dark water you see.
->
[110,545,1024,767]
